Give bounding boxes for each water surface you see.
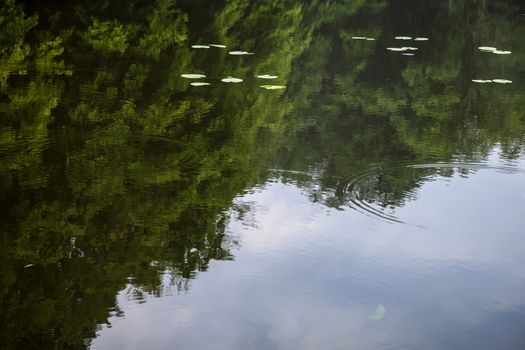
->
[1,0,525,349]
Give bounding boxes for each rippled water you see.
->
[1,0,525,349]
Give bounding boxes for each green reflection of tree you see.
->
[0,0,308,348]
[1,0,525,348]
[276,0,525,209]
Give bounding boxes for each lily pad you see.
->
[191,45,210,49]
[478,46,497,52]
[368,304,386,321]
[181,74,206,79]
[221,76,243,83]
[395,36,412,40]
[256,74,278,79]
[228,51,254,55]
[472,79,492,83]
[414,37,429,41]
[351,36,367,40]
[493,50,511,55]
[190,82,211,86]
[492,79,512,84]
[260,85,286,90]
[209,44,227,48]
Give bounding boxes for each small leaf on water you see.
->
[228,51,254,55]
[181,74,206,79]
[256,74,278,79]
[493,50,511,55]
[395,36,412,40]
[221,76,243,83]
[190,82,211,86]
[478,46,497,52]
[492,79,512,84]
[260,85,286,90]
[191,45,210,49]
[368,304,386,320]
[209,44,227,48]
[414,37,429,41]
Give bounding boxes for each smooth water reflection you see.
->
[93,151,525,350]
[1,0,525,349]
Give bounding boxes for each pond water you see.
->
[1,1,525,349]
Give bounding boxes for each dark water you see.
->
[1,0,525,349]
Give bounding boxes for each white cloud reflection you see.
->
[93,163,525,350]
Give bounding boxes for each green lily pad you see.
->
[221,76,243,83]
[492,79,512,84]
[191,45,210,49]
[256,74,278,79]
[260,85,286,90]
[228,51,254,55]
[181,74,206,79]
[395,36,412,40]
[209,44,227,48]
[190,82,211,86]
[368,304,386,321]
[478,46,497,52]
[493,50,511,55]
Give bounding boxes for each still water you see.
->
[1,0,525,349]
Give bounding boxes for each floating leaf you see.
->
[478,46,497,52]
[351,36,367,40]
[191,45,210,49]
[260,85,286,90]
[209,44,227,48]
[492,79,512,84]
[228,51,254,55]
[395,36,412,40]
[402,53,415,56]
[368,304,386,321]
[414,37,429,41]
[493,50,511,55]
[472,79,492,83]
[181,73,206,79]
[221,76,243,83]
[190,82,211,86]
[256,74,278,79]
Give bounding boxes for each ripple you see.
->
[340,162,525,230]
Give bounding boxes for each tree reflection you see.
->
[1,0,524,348]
